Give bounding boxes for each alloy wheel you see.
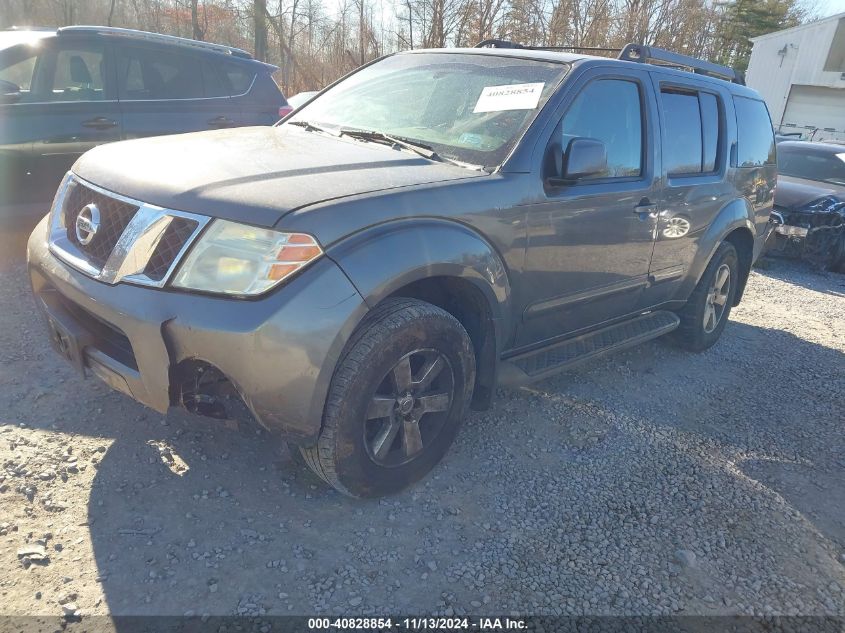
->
[703,263,731,333]
[364,349,454,467]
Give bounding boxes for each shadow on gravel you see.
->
[60,316,840,616]
[753,256,845,289]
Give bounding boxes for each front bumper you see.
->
[27,216,367,443]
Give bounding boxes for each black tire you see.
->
[670,242,739,352]
[299,298,475,498]
[831,234,845,273]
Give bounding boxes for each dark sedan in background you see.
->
[769,141,845,271]
[0,26,290,207]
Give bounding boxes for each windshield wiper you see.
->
[339,128,441,160]
[292,123,485,171]
[340,129,485,171]
[287,120,336,135]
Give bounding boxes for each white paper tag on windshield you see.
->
[473,82,545,113]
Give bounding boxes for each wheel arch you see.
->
[680,199,756,305]
[723,226,755,305]
[327,219,512,410]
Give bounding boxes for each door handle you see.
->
[208,116,235,128]
[82,117,118,130]
[633,199,658,220]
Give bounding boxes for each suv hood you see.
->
[776,175,845,211]
[72,126,484,227]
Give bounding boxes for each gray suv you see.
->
[27,43,777,497]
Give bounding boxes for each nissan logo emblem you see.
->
[75,203,101,246]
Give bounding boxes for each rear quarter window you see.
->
[223,63,255,95]
[733,96,775,167]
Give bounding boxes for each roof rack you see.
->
[474,39,743,85]
[618,43,742,84]
[57,26,253,59]
[474,39,620,54]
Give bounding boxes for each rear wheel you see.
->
[671,242,738,352]
[300,298,475,497]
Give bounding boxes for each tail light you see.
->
[278,105,293,119]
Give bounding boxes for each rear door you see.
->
[641,73,732,307]
[227,63,286,126]
[116,44,243,139]
[18,36,121,202]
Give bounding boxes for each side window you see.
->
[118,48,203,100]
[223,63,255,95]
[561,79,643,179]
[734,96,776,167]
[202,62,227,97]
[0,49,39,94]
[50,45,106,101]
[700,93,719,171]
[659,87,722,175]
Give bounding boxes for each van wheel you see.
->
[831,234,845,273]
[300,298,475,498]
[671,242,738,352]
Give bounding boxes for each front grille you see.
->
[50,176,208,287]
[143,217,199,281]
[64,180,139,268]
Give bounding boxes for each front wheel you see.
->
[300,298,475,497]
[670,242,739,352]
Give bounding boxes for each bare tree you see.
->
[254,0,268,60]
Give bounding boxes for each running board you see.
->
[499,311,680,387]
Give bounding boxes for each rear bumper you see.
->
[27,216,367,443]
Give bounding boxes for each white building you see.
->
[746,12,845,143]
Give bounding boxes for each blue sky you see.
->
[817,0,845,18]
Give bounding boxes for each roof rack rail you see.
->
[57,26,253,59]
[474,39,743,85]
[474,39,619,54]
[618,43,743,84]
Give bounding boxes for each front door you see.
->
[0,42,40,204]
[0,36,120,204]
[30,37,121,199]
[517,71,660,349]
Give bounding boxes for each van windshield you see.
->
[287,52,568,169]
[0,31,52,52]
[778,145,845,186]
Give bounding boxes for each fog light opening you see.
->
[172,360,254,424]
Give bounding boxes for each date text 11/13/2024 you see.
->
[307,617,528,630]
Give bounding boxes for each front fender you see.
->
[327,218,512,348]
[679,197,756,299]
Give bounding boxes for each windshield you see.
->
[778,145,845,186]
[287,52,568,169]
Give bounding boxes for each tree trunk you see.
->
[359,0,365,66]
[191,0,204,40]
[254,0,268,61]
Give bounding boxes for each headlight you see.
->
[172,220,323,296]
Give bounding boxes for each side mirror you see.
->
[561,137,608,181]
[0,79,21,104]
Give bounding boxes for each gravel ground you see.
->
[0,231,843,618]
